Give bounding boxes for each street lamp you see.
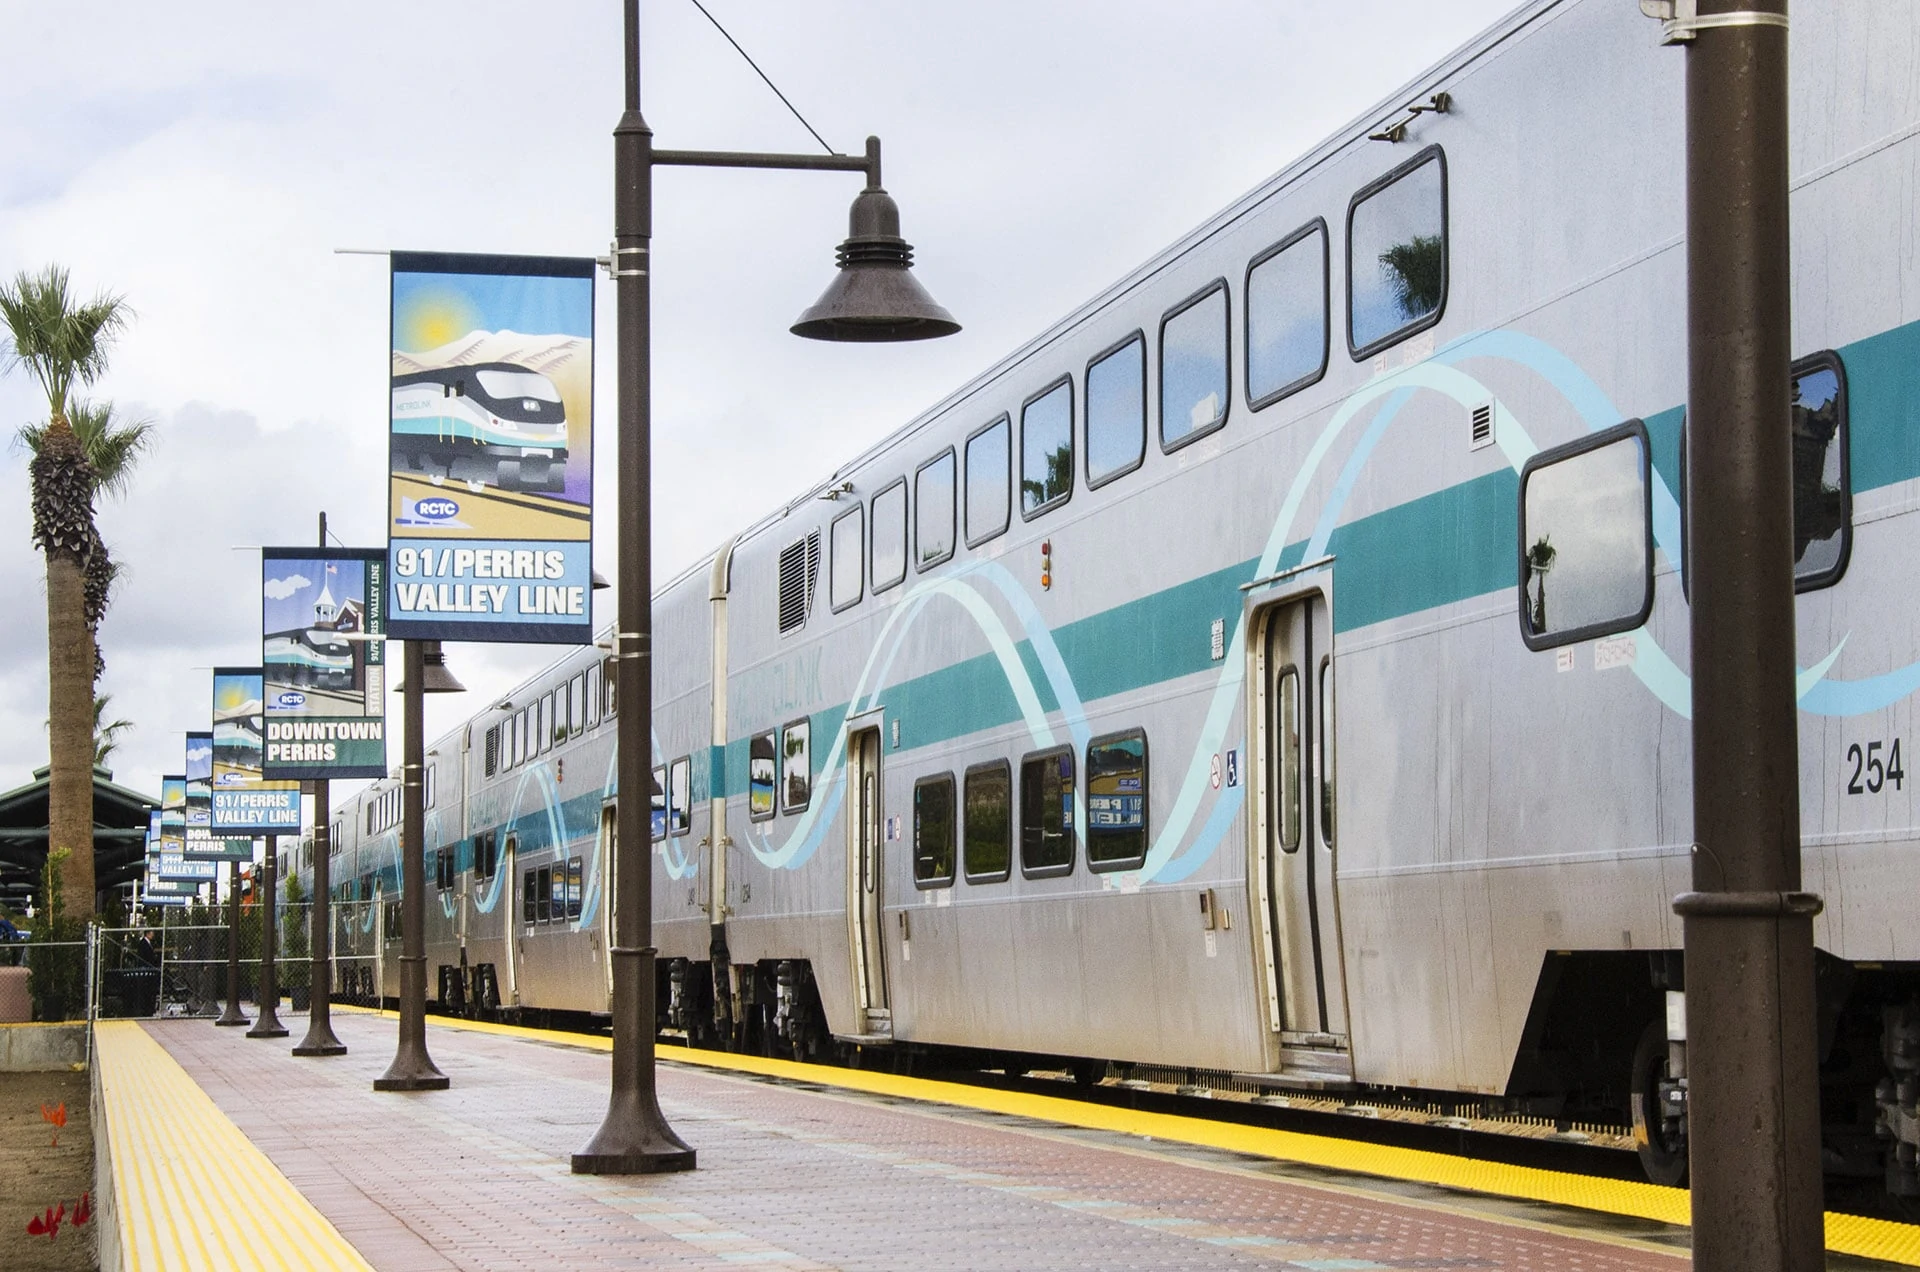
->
[572,0,958,1177]
[374,638,465,1092]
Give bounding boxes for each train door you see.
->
[846,725,889,1034]
[1256,592,1349,1047]
[599,803,616,1002]
[501,833,519,1007]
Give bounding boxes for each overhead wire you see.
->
[685,0,838,156]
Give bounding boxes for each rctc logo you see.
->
[415,497,459,520]
[275,692,307,709]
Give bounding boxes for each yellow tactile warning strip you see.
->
[340,1004,1920,1266]
[94,1021,376,1272]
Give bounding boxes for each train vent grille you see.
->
[1469,401,1495,450]
[483,726,499,777]
[778,530,821,634]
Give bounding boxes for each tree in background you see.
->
[92,693,133,769]
[1,267,133,919]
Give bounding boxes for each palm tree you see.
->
[93,693,133,769]
[1,266,131,919]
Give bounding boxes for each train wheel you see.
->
[1630,1021,1689,1186]
[496,459,522,491]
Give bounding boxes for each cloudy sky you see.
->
[0,0,1518,805]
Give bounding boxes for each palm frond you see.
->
[0,266,130,421]
[65,400,152,499]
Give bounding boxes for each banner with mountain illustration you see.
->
[182,730,251,862]
[262,547,388,780]
[212,667,302,833]
[386,251,596,644]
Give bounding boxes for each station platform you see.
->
[91,1010,1920,1271]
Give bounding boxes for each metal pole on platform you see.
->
[375,639,449,1091]
[296,512,348,1057]
[248,834,287,1038]
[1669,1,1826,1267]
[215,859,248,1025]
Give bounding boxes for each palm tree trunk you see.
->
[46,552,95,916]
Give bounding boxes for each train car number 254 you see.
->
[1845,739,1905,795]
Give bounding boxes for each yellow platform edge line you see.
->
[337,1004,1920,1265]
[94,1021,378,1272]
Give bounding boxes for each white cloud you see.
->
[263,574,310,602]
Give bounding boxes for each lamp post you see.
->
[295,511,347,1058]
[374,638,464,1091]
[215,858,248,1026]
[247,833,288,1038]
[572,0,957,1177]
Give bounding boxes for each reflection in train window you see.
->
[669,756,692,837]
[830,505,864,611]
[569,673,586,738]
[566,856,582,919]
[1161,282,1229,450]
[1348,146,1447,358]
[1086,333,1145,486]
[782,719,812,814]
[1021,379,1074,518]
[963,761,1012,883]
[966,415,1011,546]
[650,765,667,841]
[1519,421,1651,650]
[1085,731,1148,870]
[586,663,602,728]
[914,774,956,887]
[916,449,956,570]
[1247,222,1329,407]
[548,865,566,924]
[603,657,618,717]
[748,732,777,822]
[1020,746,1076,878]
[1790,354,1850,589]
[871,479,907,593]
[523,870,539,925]
[474,831,497,882]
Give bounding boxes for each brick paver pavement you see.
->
[145,1015,1684,1271]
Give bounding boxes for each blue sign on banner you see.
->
[385,251,596,644]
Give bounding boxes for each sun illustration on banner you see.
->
[396,286,482,354]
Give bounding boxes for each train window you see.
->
[913,774,956,888]
[435,848,453,891]
[522,871,538,926]
[570,674,586,737]
[1019,746,1076,878]
[484,725,499,777]
[586,663,602,728]
[1519,420,1652,650]
[669,756,692,837]
[777,529,822,634]
[748,732,777,822]
[1319,657,1335,848]
[549,865,566,924]
[965,415,1011,546]
[830,505,864,612]
[566,856,583,920]
[1247,221,1329,408]
[1348,145,1447,359]
[871,479,908,593]
[538,866,554,924]
[650,766,667,841]
[963,761,1012,883]
[513,710,526,767]
[603,656,618,717]
[425,766,437,810]
[915,449,956,570]
[1021,378,1074,518]
[1085,731,1148,870]
[781,719,812,813]
[1086,333,1146,487]
[474,831,496,883]
[1161,282,1229,450]
[540,693,556,755]
[1276,666,1301,853]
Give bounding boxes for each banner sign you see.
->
[263,547,388,779]
[143,879,201,897]
[212,667,302,833]
[160,776,185,853]
[387,251,596,644]
[153,854,218,882]
[183,731,251,863]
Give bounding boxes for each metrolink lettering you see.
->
[393,582,586,616]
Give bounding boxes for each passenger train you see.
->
[293,0,1920,1197]
[390,362,571,494]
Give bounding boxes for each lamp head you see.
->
[792,153,959,343]
[395,640,467,694]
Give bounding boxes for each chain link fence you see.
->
[6,900,386,1023]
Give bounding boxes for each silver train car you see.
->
[296,0,1920,1196]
